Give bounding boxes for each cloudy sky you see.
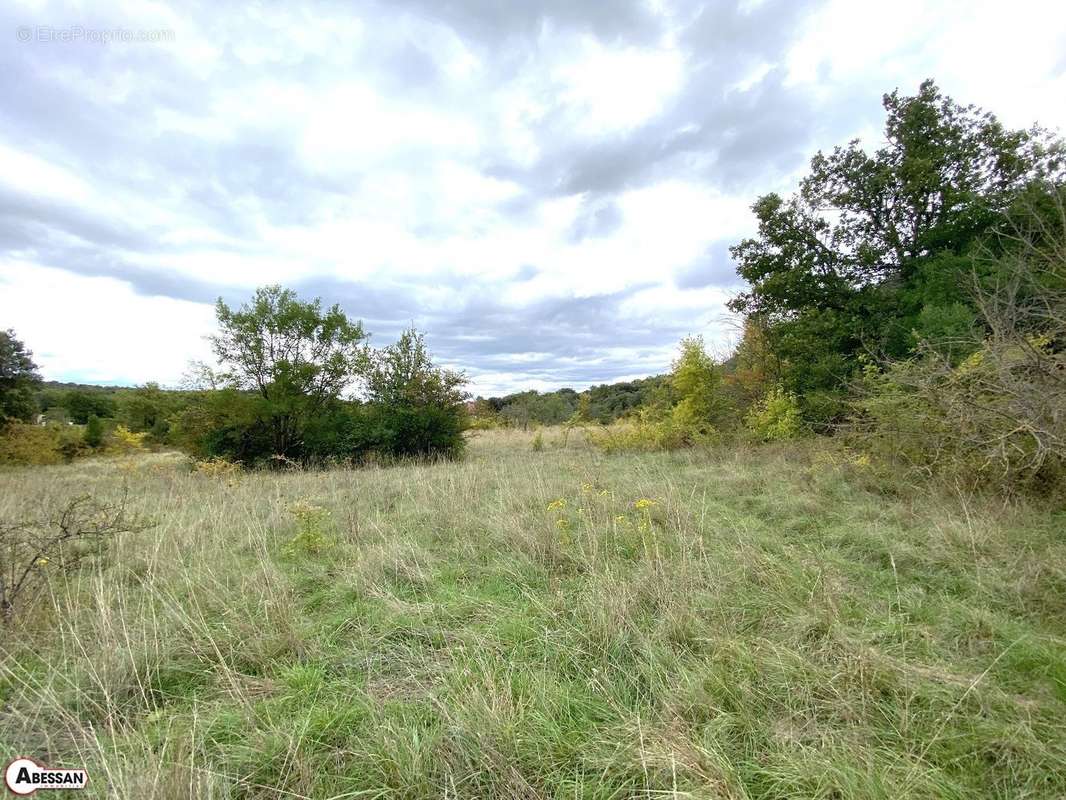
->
[1,0,1064,396]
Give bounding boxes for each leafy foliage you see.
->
[0,329,41,422]
[61,390,116,424]
[211,285,369,457]
[729,80,1064,417]
[591,338,728,452]
[851,187,1066,493]
[182,309,466,465]
[670,335,730,433]
[83,415,105,449]
[745,385,802,441]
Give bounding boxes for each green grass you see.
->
[1,430,1065,798]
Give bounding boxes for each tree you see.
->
[116,383,179,442]
[670,336,729,431]
[852,186,1066,492]
[211,286,369,457]
[365,328,466,408]
[62,390,115,424]
[729,80,1064,416]
[0,329,41,422]
[360,328,468,459]
[84,415,105,449]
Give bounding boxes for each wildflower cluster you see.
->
[543,486,665,555]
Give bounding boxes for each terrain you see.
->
[1,430,1065,799]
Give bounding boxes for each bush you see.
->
[0,422,63,465]
[194,457,243,478]
[350,403,466,461]
[1,492,151,622]
[106,425,149,454]
[170,390,274,464]
[176,321,467,467]
[589,413,714,454]
[84,415,105,449]
[850,187,1066,494]
[670,336,730,433]
[746,386,802,441]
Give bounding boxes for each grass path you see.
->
[2,431,1065,798]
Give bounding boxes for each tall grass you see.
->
[1,432,1064,798]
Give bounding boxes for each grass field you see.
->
[2,429,1065,799]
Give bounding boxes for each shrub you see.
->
[589,413,713,454]
[107,425,149,454]
[356,403,466,461]
[670,336,730,433]
[589,336,731,453]
[84,415,105,449]
[177,323,467,466]
[0,422,63,466]
[170,390,274,464]
[850,187,1066,493]
[284,499,333,555]
[194,457,243,478]
[1,492,152,622]
[746,385,802,441]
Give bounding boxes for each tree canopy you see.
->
[728,80,1064,415]
[0,329,41,422]
[211,285,369,456]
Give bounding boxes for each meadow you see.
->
[1,429,1065,799]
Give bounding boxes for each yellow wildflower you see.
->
[633,498,657,510]
[547,498,566,511]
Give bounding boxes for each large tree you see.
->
[211,285,369,456]
[728,80,1063,417]
[0,329,41,422]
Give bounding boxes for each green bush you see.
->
[589,413,714,454]
[746,386,802,441]
[84,415,105,449]
[849,188,1066,495]
[0,422,63,465]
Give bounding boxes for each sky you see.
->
[1,1,1065,397]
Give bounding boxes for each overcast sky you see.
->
[1,0,1064,396]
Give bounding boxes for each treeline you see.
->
[3,80,1064,491]
[473,80,1066,494]
[472,376,671,428]
[1,288,467,466]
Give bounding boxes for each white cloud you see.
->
[0,261,215,385]
[1,0,1064,394]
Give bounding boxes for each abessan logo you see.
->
[4,758,88,795]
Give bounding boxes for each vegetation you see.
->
[209,285,370,459]
[729,80,1063,423]
[0,330,41,423]
[850,188,1066,492]
[0,77,1064,798]
[0,491,150,622]
[2,434,1064,798]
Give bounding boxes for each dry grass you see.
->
[1,430,1064,798]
